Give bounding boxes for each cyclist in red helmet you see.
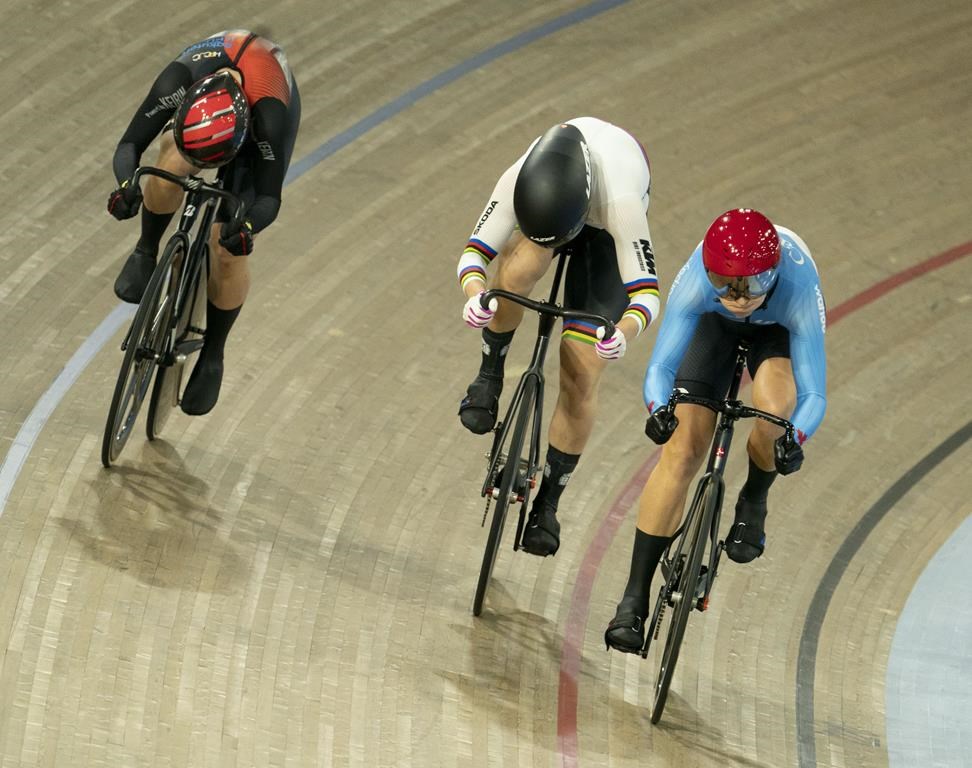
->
[106,30,300,415]
[605,208,827,653]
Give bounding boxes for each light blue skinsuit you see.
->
[643,227,827,445]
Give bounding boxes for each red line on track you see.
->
[556,239,972,765]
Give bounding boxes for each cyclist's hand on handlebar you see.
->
[106,180,142,220]
[774,433,804,475]
[219,220,254,256]
[645,407,678,444]
[462,291,497,329]
[595,326,626,360]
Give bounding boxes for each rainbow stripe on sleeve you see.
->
[622,305,652,334]
[459,265,487,290]
[624,277,659,299]
[464,238,497,263]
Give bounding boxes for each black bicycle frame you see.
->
[478,244,616,548]
[662,339,796,607]
[128,167,241,363]
[478,252,567,520]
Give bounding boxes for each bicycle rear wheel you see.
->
[650,476,719,723]
[147,245,206,440]
[472,376,536,616]
[101,239,179,467]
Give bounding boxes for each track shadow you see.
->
[60,438,247,592]
[600,667,779,768]
[434,578,563,730]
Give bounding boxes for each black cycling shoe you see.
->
[724,496,767,563]
[604,595,648,653]
[520,500,560,557]
[458,373,503,434]
[180,352,224,416]
[113,245,157,304]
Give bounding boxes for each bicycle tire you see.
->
[650,475,719,723]
[147,243,206,440]
[472,376,536,616]
[101,239,179,467]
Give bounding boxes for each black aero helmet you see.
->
[513,123,592,248]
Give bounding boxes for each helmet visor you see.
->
[707,266,778,299]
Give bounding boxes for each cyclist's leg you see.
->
[748,357,795,466]
[606,313,733,651]
[521,228,620,556]
[142,131,198,213]
[179,221,249,416]
[518,336,606,556]
[115,131,198,303]
[180,151,255,415]
[182,85,298,415]
[458,234,554,434]
[489,234,554,331]
[726,329,796,562]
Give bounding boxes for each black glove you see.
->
[106,180,142,220]
[645,407,679,445]
[219,220,254,256]
[774,433,804,475]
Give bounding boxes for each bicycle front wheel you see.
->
[472,376,536,616]
[147,244,206,440]
[101,239,179,466]
[650,475,719,723]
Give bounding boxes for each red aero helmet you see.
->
[702,208,780,277]
[173,72,250,169]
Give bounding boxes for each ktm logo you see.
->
[633,239,656,273]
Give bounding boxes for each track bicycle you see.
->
[472,245,615,616]
[101,166,242,468]
[642,339,796,723]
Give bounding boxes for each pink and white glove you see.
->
[462,291,498,329]
[595,326,626,360]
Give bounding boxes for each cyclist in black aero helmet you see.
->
[455,117,661,558]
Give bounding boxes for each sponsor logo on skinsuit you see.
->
[633,238,656,274]
[144,86,187,118]
[669,260,691,294]
[182,37,225,54]
[257,141,275,160]
[814,284,827,333]
[473,200,499,235]
[191,51,221,62]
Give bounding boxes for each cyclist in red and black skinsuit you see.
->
[107,30,300,415]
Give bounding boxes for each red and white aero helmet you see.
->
[702,208,781,297]
[173,72,250,169]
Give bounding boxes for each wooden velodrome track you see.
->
[1,1,970,766]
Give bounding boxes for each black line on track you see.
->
[796,419,972,768]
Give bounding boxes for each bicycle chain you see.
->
[654,599,666,640]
